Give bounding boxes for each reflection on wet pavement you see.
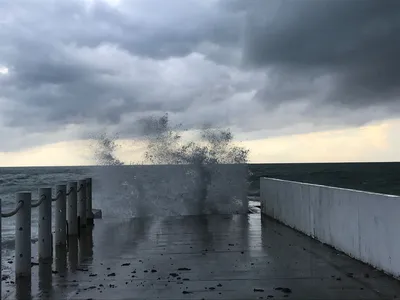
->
[3,214,400,299]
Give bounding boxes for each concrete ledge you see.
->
[260,177,400,279]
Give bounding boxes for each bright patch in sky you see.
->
[0,118,399,167]
[83,0,121,7]
[0,66,8,75]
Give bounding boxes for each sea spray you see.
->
[92,114,250,217]
[93,133,123,166]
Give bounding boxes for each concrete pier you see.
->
[2,213,400,299]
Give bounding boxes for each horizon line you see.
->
[1,161,399,168]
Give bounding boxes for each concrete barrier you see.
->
[260,177,400,278]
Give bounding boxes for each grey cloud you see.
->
[241,0,400,108]
[1,0,400,153]
[0,0,241,60]
[0,0,243,141]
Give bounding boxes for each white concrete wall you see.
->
[260,177,400,278]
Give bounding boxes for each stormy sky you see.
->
[0,0,399,163]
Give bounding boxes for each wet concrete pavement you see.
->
[3,214,400,299]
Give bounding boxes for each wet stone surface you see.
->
[3,214,400,299]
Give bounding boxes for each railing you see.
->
[0,177,94,293]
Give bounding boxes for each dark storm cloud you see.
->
[0,0,245,143]
[0,0,400,152]
[241,0,400,107]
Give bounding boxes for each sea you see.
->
[1,162,399,274]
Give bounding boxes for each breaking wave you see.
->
[92,114,251,217]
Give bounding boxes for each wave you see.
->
[93,114,251,217]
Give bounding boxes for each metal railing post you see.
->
[67,182,78,236]
[55,185,67,246]
[78,180,87,228]
[86,178,93,225]
[15,192,31,278]
[38,188,52,260]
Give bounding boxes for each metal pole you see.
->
[78,180,87,228]
[55,185,67,246]
[38,188,52,260]
[67,182,78,236]
[15,192,31,277]
[86,178,93,225]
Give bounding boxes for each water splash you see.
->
[92,133,123,166]
[92,114,250,217]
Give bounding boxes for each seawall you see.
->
[260,177,400,278]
